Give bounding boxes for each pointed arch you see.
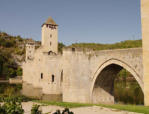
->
[90,58,143,103]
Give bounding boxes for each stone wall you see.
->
[23,47,63,101]
[62,48,143,103]
[22,82,62,101]
[23,47,143,104]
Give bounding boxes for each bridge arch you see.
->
[90,58,143,104]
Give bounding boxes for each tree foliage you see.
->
[58,42,65,53]
[31,104,41,114]
[0,32,26,79]
[0,49,18,79]
[67,40,142,51]
[114,69,144,104]
[0,101,24,114]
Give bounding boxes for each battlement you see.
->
[63,47,94,53]
[63,47,142,56]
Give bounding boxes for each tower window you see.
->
[52,75,54,82]
[41,73,43,79]
[50,42,52,46]
[72,48,75,52]
[50,34,52,38]
[61,70,63,82]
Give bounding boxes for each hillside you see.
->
[0,32,40,79]
[67,40,142,51]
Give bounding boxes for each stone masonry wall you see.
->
[62,48,143,103]
[23,47,143,103]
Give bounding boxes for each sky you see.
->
[0,0,141,45]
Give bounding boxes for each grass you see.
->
[96,104,149,114]
[34,100,149,114]
[33,100,93,108]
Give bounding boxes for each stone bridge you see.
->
[22,0,149,106]
[62,48,143,104]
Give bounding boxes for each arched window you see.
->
[41,73,43,79]
[52,75,54,82]
[50,34,52,38]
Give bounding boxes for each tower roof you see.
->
[43,17,58,26]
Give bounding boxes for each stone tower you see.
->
[41,17,58,54]
[25,42,35,61]
[141,0,149,106]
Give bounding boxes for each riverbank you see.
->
[33,101,149,114]
[22,101,143,114]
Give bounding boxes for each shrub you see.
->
[16,67,22,76]
[62,108,74,114]
[53,108,74,114]
[2,101,24,114]
[31,104,42,114]
[16,95,34,102]
[0,104,6,114]
[0,95,34,102]
[53,110,61,114]
[15,48,25,55]
[4,86,16,96]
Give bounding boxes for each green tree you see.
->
[16,67,22,76]
[58,42,65,53]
